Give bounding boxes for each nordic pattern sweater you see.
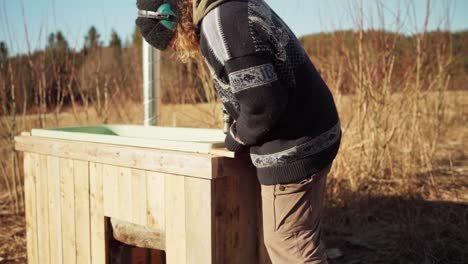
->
[198,0,341,185]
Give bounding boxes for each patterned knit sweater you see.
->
[198,0,341,185]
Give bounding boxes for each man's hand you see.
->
[224,122,248,153]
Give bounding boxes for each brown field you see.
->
[1,90,466,263]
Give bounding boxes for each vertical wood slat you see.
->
[37,155,50,264]
[238,168,262,263]
[212,158,265,264]
[60,158,76,263]
[90,163,106,264]
[74,160,91,264]
[103,165,150,226]
[47,156,62,264]
[146,171,165,231]
[131,169,147,226]
[24,153,39,264]
[213,175,240,264]
[184,177,213,264]
[165,175,186,263]
[117,167,132,223]
[103,164,118,219]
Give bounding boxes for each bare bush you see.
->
[300,1,456,194]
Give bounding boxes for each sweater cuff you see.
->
[224,132,248,153]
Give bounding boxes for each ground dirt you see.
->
[324,125,468,264]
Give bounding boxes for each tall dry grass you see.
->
[299,0,459,196]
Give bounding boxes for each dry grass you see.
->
[324,92,467,264]
[0,91,466,263]
[1,91,466,263]
[0,192,26,263]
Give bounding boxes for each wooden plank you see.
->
[47,156,63,264]
[30,125,226,141]
[213,158,263,263]
[74,160,91,264]
[15,136,216,179]
[146,171,165,231]
[59,158,76,264]
[131,169,147,226]
[165,175,186,263]
[212,155,253,178]
[89,163,106,264]
[24,153,39,264]
[30,125,226,148]
[213,175,240,264]
[211,147,235,158]
[118,167,132,223]
[30,128,222,155]
[36,154,50,264]
[238,165,262,263]
[103,165,136,223]
[103,164,119,220]
[184,177,213,263]
[105,125,226,142]
[103,166,160,227]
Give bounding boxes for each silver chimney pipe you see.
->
[143,40,156,126]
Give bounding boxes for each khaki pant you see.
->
[261,164,331,264]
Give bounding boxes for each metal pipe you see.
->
[143,40,156,126]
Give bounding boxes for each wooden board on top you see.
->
[15,136,219,179]
[30,126,226,155]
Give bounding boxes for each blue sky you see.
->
[1,0,467,55]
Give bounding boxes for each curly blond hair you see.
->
[172,0,202,63]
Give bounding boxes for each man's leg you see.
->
[261,164,331,264]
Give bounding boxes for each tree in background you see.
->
[44,31,72,110]
[84,26,101,54]
[0,41,8,106]
[132,25,142,48]
[56,31,69,53]
[110,30,122,49]
[46,31,69,53]
[0,42,8,62]
[109,30,123,60]
[47,33,56,50]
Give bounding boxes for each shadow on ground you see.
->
[323,195,468,264]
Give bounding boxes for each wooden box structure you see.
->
[15,126,271,264]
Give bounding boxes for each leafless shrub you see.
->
[301,0,456,194]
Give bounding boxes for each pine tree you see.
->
[0,42,8,61]
[46,31,68,53]
[56,31,69,53]
[47,33,56,50]
[109,30,122,49]
[84,26,101,53]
